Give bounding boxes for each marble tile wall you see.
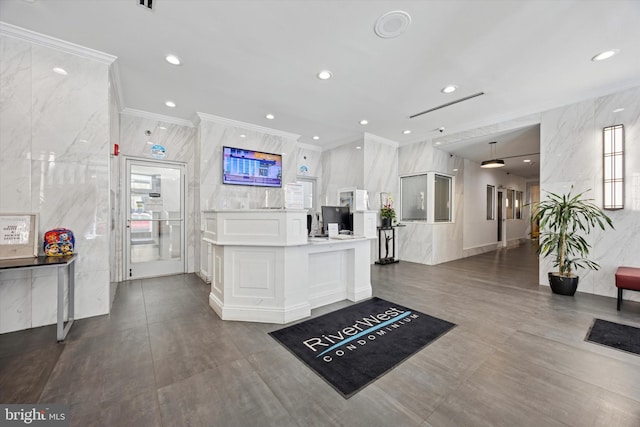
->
[294,145,323,219]
[0,35,111,333]
[115,114,197,279]
[108,79,120,294]
[364,134,398,211]
[296,145,322,179]
[540,85,640,300]
[397,140,466,264]
[198,117,299,212]
[319,139,364,207]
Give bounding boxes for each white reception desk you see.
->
[201,209,375,324]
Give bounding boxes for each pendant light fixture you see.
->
[481,141,505,168]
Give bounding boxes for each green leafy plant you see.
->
[532,187,613,277]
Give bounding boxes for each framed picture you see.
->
[0,213,39,259]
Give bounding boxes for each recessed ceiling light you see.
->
[317,70,332,80]
[441,85,457,94]
[165,101,176,108]
[265,114,275,120]
[312,136,320,140]
[158,126,167,130]
[356,146,362,150]
[165,55,182,65]
[434,141,442,145]
[591,49,619,61]
[613,108,625,113]
[453,168,458,172]
[523,159,531,163]
[52,67,67,75]
[359,119,368,125]
[240,134,246,138]
[402,130,411,135]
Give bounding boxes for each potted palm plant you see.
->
[532,187,614,295]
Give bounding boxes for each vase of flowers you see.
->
[380,194,396,228]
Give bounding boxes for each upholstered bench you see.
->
[615,267,640,310]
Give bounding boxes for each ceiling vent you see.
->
[410,92,485,119]
[138,0,153,10]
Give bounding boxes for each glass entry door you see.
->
[125,159,185,279]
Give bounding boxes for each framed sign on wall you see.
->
[0,213,39,259]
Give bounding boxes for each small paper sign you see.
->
[0,216,31,245]
[285,183,304,209]
[327,223,339,238]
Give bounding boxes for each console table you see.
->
[0,254,78,341]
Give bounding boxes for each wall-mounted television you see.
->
[222,146,282,188]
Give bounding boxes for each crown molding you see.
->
[296,142,323,152]
[0,22,116,64]
[195,112,300,141]
[364,132,400,148]
[121,108,194,127]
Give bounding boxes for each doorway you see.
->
[125,158,186,279]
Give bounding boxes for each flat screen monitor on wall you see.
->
[222,146,282,188]
[321,205,352,234]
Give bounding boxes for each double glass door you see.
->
[125,159,185,279]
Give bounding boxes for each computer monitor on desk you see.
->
[321,205,352,235]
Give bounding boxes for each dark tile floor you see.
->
[2,244,640,426]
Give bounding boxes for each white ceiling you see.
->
[2,0,640,180]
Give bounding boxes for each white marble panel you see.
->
[119,114,195,161]
[0,34,111,333]
[0,35,31,161]
[109,83,121,282]
[31,45,109,163]
[0,271,32,334]
[0,36,32,212]
[540,100,598,187]
[74,270,110,319]
[398,223,433,265]
[590,87,640,301]
[31,159,110,261]
[364,137,398,208]
[538,85,640,300]
[398,140,434,176]
[198,120,298,211]
[319,140,364,206]
[0,158,31,211]
[296,146,322,177]
[31,267,67,328]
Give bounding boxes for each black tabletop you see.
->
[0,254,77,271]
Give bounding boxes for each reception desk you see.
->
[201,210,373,324]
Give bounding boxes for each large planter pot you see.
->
[547,272,579,296]
[380,217,392,228]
